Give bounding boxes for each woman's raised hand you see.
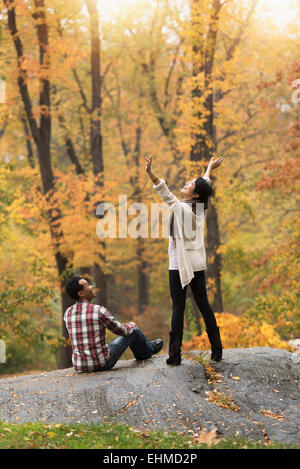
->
[144,152,160,185]
[208,156,224,170]
[144,152,152,173]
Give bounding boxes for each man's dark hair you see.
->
[66,276,84,300]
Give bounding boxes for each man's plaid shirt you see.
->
[64,300,136,372]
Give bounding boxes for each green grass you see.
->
[0,421,298,449]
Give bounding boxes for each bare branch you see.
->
[225,0,258,62]
[0,115,8,139]
[215,0,258,103]
[72,68,91,114]
[232,159,271,178]
[54,12,91,114]
[222,128,266,153]
[4,0,40,144]
[163,38,183,109]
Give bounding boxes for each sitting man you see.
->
[64,276,163,373]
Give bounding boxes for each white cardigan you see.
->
[153,177,210,289]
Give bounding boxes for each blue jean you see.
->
[100,327,154,371]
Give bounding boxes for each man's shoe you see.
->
[151,339,163,355]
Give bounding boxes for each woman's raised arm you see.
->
[145,152,183,212]
[204,156,224,180]
[145,152,161,186]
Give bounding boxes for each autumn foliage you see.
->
[0,1,300,373]
[183,313,293,352]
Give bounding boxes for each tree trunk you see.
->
[137,237,150,315]
[132,125,150,315]
[111,81,151,316]
[20,115,35,168]
[5,0,73,368]
[186,288,202,335]
[59,276,74,368]
[190,0,223,312]
[205,203,223,312]
[86,0,107,307]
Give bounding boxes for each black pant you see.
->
[169,270,217,334]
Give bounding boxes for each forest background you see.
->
[0,0,299,374]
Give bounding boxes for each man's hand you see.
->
[129,321,136,327]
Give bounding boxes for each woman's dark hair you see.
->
[169,177,213,239]
[193,177,213,210]
[66,275,84,300]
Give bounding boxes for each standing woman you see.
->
[145,153,224,366]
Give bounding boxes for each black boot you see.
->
[151,339,163,355]
[206,327,223,362]
[166,331,183,366]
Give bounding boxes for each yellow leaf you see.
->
[260,409,284,421]
[191,429,219,448]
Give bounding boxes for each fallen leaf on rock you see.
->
[190,429,219,448]
[117,400,137,415]
[259,409,284,420]
[232,376,240,380]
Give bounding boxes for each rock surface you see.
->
[0,347,299,445]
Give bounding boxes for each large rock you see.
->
[0,347,299,445]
